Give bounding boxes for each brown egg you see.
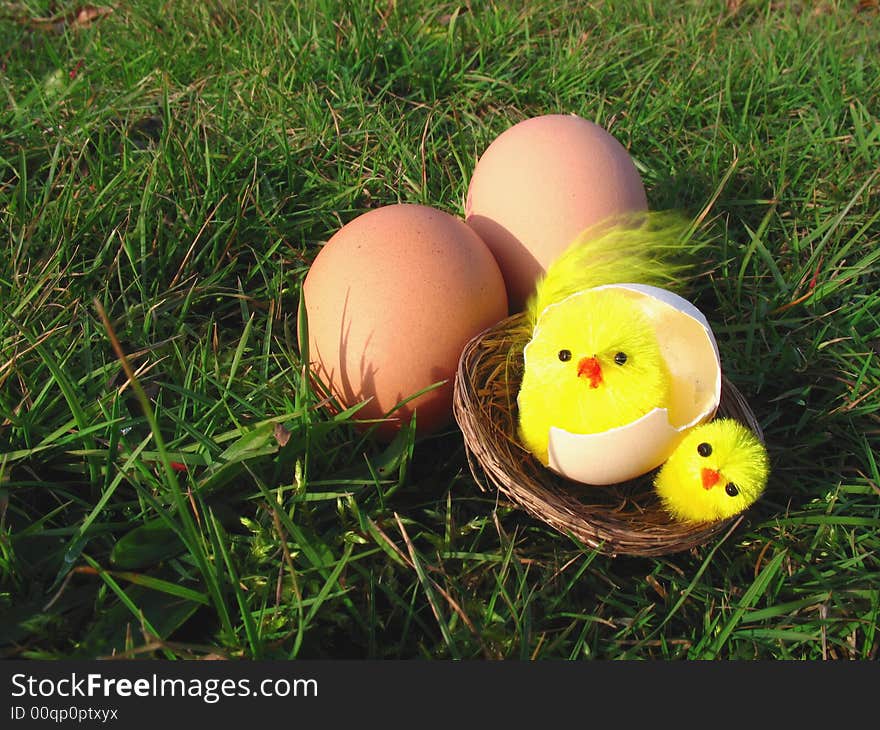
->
[303,203,507,440]
[465,113,648,311]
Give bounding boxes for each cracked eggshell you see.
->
[542,284,721,485]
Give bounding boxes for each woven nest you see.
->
[453,312,764,557]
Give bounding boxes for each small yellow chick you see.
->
[654,418,770,523]
[517,287,671,465]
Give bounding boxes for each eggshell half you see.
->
[465,114,648,311]
[536,284,721,485]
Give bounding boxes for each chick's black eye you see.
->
[725,483,740,497]
[697,442,712,457]
[614,352,628,365]
[558,349,572,362]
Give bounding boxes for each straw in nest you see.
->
[452,312,764,557]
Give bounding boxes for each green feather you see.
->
[526,211,704,328]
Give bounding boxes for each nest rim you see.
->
[452,311,764,558]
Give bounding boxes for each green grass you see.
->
[1,0,878,660]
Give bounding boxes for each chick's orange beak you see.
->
[577,356,603,388]
[701,468,721,490]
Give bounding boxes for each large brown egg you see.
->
[465,113,648,311]
[303,203,507,440]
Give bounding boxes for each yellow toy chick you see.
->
[654,418,770,523]
[516,212,697,469]
[517,288,670,465]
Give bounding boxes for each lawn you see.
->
[1,0,878,660]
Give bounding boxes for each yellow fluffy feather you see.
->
[526,211,699,329]
[654,418,770,523]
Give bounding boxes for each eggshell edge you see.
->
[547,407,682,485]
